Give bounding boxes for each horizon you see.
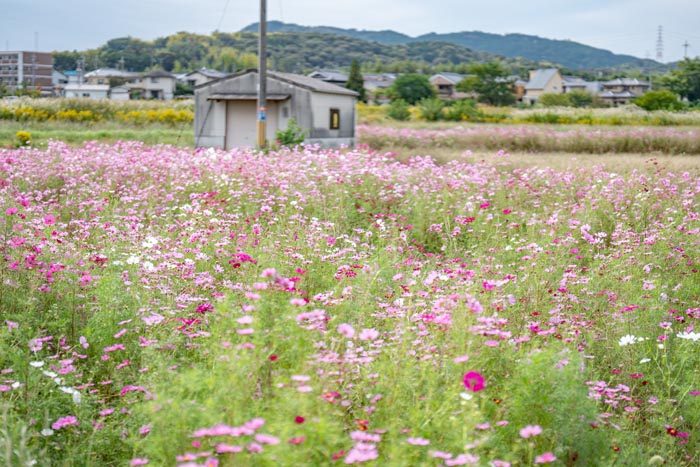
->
[2,1,699,64]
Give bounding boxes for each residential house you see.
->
[63,84,110,99]
[109,86,131,101]
[562,76,603,95]
[181,68,228,88]
[429,73,468,99]
[64,70,82,85]
[0,51,53,95]
[510,76,528,103]
[195,69,358,149]
[52,69,68,96]
[362,73,396,103]
[523,68,563,105]
[308,69,348,86]
[599,78,650,106]
[84,68,140,86]
[131,70,177,100]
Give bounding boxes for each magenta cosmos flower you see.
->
[463,371,486,392]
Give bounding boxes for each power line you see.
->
[216,0,232,31]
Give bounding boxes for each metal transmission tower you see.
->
[683,41,690,59]
[656,26,664,62]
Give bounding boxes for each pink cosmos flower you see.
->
[130,459,149,466]
[52,415,78,430]
[216,444,243,453]
[445,453,479,466]
[337,323,356,338]
[359,328,379,341]
[534,452,557,464]
[254,434,280,445]
[463,371,486,392]
[519,424,543,438]
[406,437,430,445]
[429,450,453,459]
[43,214,56,225]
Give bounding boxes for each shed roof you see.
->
[197,69,358,97]
[186,68,228,79]
[208,93,290,101]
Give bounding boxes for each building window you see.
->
[329,108,340,130]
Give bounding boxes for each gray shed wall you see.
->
[195,72,355,149]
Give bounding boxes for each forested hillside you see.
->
[52,31,536,75]
[244,21,666,72]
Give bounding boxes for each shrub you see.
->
[444,99,482,121]
[634,90,684,111]
[275,118,307,148]
[538,93,572,107]
[567,90,594,108]
[417,98,445,121]
[15,130,31,147]
[386,99,411,121]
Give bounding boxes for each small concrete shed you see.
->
[194,69,358,149]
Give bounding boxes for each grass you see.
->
[0,120,194,148]
[358,124,700,155]
[386,148,700,175]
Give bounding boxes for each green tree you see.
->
[634,90,683,111]
[389,74,435,105]
[345,59,367,103]
[99,37,154,71]
[667,58,700,103]
[175,82,194,96]
[457,62,515,106]
[53,51,81,71]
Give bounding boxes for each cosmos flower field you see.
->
[1,138,700,466]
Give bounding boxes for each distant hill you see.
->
[53,30,539,75]
[215,31,537,73]
[242,21,665,72]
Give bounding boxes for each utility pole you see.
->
[683,41,690,59]
[257,0,267,149]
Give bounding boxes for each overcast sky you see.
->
[2,0,699,63]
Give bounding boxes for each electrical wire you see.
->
[216,0,232,31]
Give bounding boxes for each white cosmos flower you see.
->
[677,331,700,342]
[618,335,643,346]
[126,255,141,265]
